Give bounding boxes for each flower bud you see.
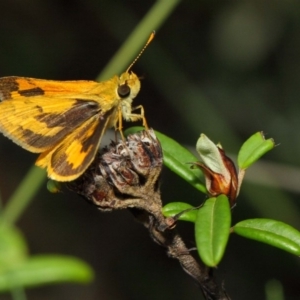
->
[193,134,238,207]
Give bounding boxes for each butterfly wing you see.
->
[0,76,101,100]
[36,108,114,181]
[0,77,104,152]
[0,76,120,180]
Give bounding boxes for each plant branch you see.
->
[67,129,230,300]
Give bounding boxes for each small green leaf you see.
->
[0,226,28,271]
[0,255,94,292]
[125,127,206,193]
[162,202,197,222]
[233,219,300,255]
[47,180,62,193]
[237,132,275,169]
[195,195,231,267]
[196,134,226,175]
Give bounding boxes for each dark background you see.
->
[0,0,300,299]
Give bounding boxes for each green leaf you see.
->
[237,132,275,169]
[47,180,62,193]
[233,219,300,255]
[162,202,197,222]
[125,127,206,193]
[196,134,227,175]
[195,195,231,267]
[0,226,28,271]
[0,255,94,292]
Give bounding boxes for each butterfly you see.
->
[0,31,154,182]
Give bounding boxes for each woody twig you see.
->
[67,129,230,300]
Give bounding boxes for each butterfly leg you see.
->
[130,105,148,129]
[116,107,125,140]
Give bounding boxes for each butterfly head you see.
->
[116,31,154,102]
[117,71,141,101]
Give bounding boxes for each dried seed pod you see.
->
[67,129,163,212]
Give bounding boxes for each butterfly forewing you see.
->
[0,96,102,152]
[0,77,102,100]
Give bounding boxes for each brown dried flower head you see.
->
[67,129,163,211]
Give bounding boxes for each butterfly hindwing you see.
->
[36,107,115,181]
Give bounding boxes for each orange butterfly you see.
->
[0,32,154,181]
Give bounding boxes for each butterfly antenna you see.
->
[126,31,155,73]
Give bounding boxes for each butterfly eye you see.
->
[118,84,131,98]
